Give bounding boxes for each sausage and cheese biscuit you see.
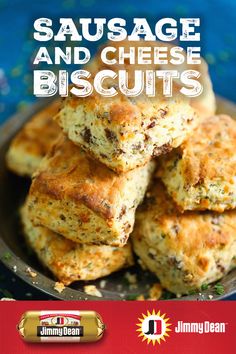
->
[21,203,134,285]
[132,181,236,295]
[158,115,236,212]
[55,88,197,173]
[6,101,61,177]
[28,134,155,247]
[55,43,197,173]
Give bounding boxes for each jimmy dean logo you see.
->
[37,313,83,337]
[175,321,227,334]
[37,326,84,337]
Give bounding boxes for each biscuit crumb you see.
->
[99,280,107,289]
[54,282,65,293]
[148,283,163,300]
[137,258,147,270]
[26,267,37,278]
[84,285,102,297]
[137,295,145,301]
[124,272,138,290]
[125,272,137,285]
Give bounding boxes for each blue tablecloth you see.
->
[0,0,235,124]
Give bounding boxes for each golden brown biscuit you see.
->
[132,181,236,295]
[6,100,61,177]
[158,115,236,212]
[28,134,155,246]
[55,41,197,173]
[21,202,134,285]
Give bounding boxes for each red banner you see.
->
[0,301,235,354]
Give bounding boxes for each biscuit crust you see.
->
[132,181,236,295]
[28,134,155,246]
[56,88,196,173]
[6,100,61,177]
[55,41,198,173]
[21,203,134,285]
[158,115,236,212]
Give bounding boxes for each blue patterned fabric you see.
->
[0,0,235,124]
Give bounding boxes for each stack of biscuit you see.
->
[7,40,235,297]
[132,115,236,295]
[7,102,135,285]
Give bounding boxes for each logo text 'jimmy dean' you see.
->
[175,321,227,334]
[37,326,83,337]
